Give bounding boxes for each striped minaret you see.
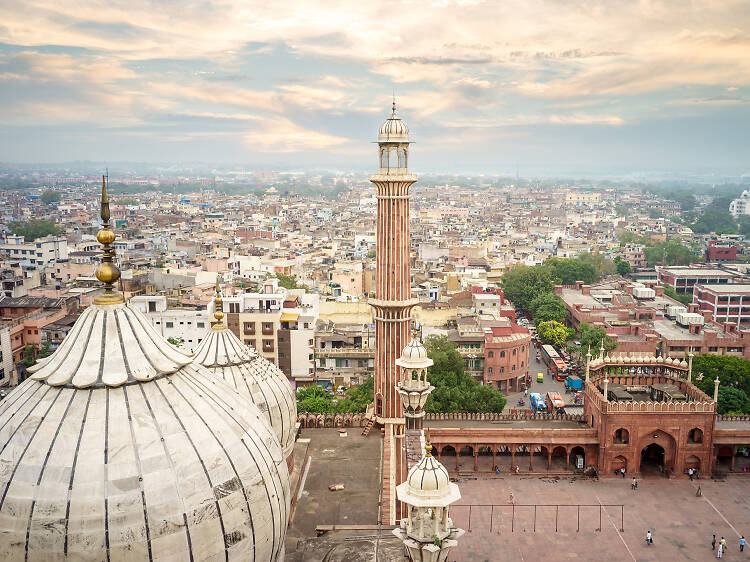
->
[370,101,418,421]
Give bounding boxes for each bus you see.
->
[529,392,546,413]
[540,344,569,381]
[545,391,566,413]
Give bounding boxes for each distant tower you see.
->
[371,100,418,420]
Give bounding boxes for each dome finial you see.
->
[392,90,396,116]
[213,276,225,328]
[93,173,123,305]
[424,428,433,457]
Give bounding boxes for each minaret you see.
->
[393,430,464,561]
[370,100,418,420]
[396,325,435,430]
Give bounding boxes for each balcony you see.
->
[316,347,375,358]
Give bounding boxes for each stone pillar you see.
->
[492,448,497,470]
[714,377,720,402]
[603,378,609,402]
[548,451,552,471]
[511,449,516,471]
[529,446,533,472]
[474,451,478,472]
[687,350,693,383]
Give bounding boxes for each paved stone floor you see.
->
[449,474,750,561]
[286,428,382,558]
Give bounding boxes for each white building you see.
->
[129,295,211,352]
[730,191,750,218]
[0,234,68,268]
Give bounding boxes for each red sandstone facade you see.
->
[483,323,531,391]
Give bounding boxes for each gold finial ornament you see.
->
[424,428,433,457]
[212,277,225,329]
[93,175,124,305]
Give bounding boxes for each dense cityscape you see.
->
[2,1,750,560]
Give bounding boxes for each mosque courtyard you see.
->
[287,429,750,561]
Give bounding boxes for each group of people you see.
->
[712,534,745,558]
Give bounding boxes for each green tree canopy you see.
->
[9,220,60,242]
[662,284,692,306]
[575,252,616,279]
[643,238,701,266]
[575,323,616,355]
[692,354,750,402]
[269,272,309,291]
[614,256,632,276]
[40,191,62,204]
[530,292,568,324]
[296,376,374,413]
[423,335,506,413]
[501,265,556,312]
[536,320,572,348]
[716,387,750,415]
[545,257,597,285]
[691,209,738,235]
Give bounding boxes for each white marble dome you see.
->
[396,444,460,508]
[396,338,434,372]
[191,320,297,461]
[0,302,290,561]
[378,104,409,143]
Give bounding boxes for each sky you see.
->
[0,1,749,175]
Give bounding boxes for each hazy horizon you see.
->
[1,1,749,174]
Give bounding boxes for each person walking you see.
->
[621,467,626,478]
[712,535,716,550]
[721,537,727,551]
[632,478,637,490]
[718,542,724,558]
[689,468,694,480]
[646,530,652,545]
[741,536,746,552]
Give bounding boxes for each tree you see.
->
[618,231,648,247]
[423,335,506,413]
[40,191,62,204]
[692,354,750,401]
[716,387,750,415]
[662,284,692,306]
[366,249,376,259]
[167,337,184,347]
[530,292,568,324]
[576,252,616,280]
[501,265,556,312]
[536,321,572,348]
[575,323,616,355]
[545,257,597,285]
[643,238,700,266]
[296,377,373,413]
[269,272,309,291]
[9,220,60,242]
[691,210,738,234]
[614,256,632,276]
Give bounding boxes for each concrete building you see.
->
[729,190,750,217]
[657,266,739,295]
[0,234,68,268]
[483,320,532,392]
[693,283,750,327]
[129,294,211,351]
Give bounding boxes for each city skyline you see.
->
[0,1,749,174]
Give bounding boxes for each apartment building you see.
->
[314,321,375,388]
[693,284,750,327]
[657,266,739,294]
[130,295,211,351]
[0,235,68,268]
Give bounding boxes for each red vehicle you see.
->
[545,391,566,413]
[540,344,569,381]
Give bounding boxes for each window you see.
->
[512,349,516,356]
[488,351,494,358]
[512,365,516,371]
[197,322,205,329]
[308,339,314,345]
[488,367,493,374]
[500,367,504,373]
[521,361,524,367]
[263,339,274,352]
[229,303,239,313]
[500,351,505,358]
[688,428,703,444]
[614,428,629,444]
[165,322,174,328]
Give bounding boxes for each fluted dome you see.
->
[191,320,297,461]
[0,302,290,561]
[397,444,460,507]
[378,103,409,143]
[396,338,434,371]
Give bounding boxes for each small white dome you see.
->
[396,338,434,370]
[396,446,460,508]
[680,359,688,368]
[192,324,297,461]
[378,104,410,142]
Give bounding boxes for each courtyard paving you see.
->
[449,473,750,561]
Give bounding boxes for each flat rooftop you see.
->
[425,419,589,430]
[698,283,750,293]
[661,267,732,277]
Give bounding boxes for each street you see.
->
[501,344,576,412]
